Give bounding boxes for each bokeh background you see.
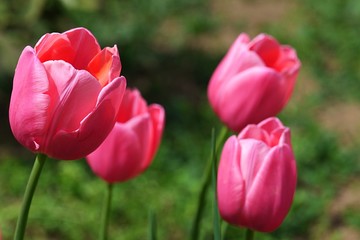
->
[1,0,359,239]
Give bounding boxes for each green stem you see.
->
[211,129,221,240]
[190,126,229,240]
[148,209,157,240]
[100,183,113,240]
[245,229,254,240]
[220,222,228,240]
[14,153,47,240]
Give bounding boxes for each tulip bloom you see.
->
[9,27,126,160]
[86,88,165,183]
[217,117,297,232]
[208,33,300,133]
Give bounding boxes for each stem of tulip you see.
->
[221,222,228,240]
[99,183,113,240]
[14,153,47,240]
[245,229,254,240]
[148,209,157,240]
[211,128,221,240]
[190,126,229,240]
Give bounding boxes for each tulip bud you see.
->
[86,88,165,183]
[217,117,297,232]
[208,33,300,132]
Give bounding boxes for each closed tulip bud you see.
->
[86,88,165,183]
[208,33,300,133]
[9,27,126,160]
[217,117,297,232]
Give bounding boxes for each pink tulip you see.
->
[217,117,297,232]
[86,88,165,183]
[208,33,300,133]
[9,27,126,160]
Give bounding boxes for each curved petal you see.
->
[274,46,301,76]
[215,67,284,132]
[141,104,165,171]
[238,139,270,194]
[116,89,147,123]
[46,76,126,160]
[43,61,101,135]
[238,125,269,143]
[87,123,143,183]
[270,127,291,147]
[217,136,246,226]
[116,89,137,123]
[86,45,121,86]
[97,76,127,112]
[211,33,251,82]
[248,34,281,68]
[258,117,283,132]
[258,118,291,147]
[34,33,75,64]
[275,46,301,100]
[124,114,152,177]
[244,145,297,232]
[208,46,264,109]
[64,27,101,69]
[9,46,50,152]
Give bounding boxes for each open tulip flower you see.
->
[86,88,165,183]
[9,27,126,160]
[217,117,297,232]
[207,33,300,133]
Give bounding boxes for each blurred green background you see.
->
[1,0,360,239]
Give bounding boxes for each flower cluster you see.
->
[9,28,300,238]
[209,33,300,232]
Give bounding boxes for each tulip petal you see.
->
[217,67,284,132]
[116,88,148,123]
[125,114,152,175]
[212,34,252,82]
[270,128,291,147]
[245,145,297,232]
[35,33,75,64]
[46,76,126,160]
[274,46,301,99]
[43,61,101,134]
[238,125,269,143]
[87,123,143,183]
[86,46,121,87]
[238,140,270,193]
[208,45,265,108]
[249,34,281,68]
[141,104,165,171]
[9,46,50,151]
[274,46,301,76]
[258,118,291,146]
[96,76,127,110]
[64,27,101,69]
[258,117,283,132]
[217,136,246,226]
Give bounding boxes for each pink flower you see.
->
[9,27,127,160]
[208,33,300,132]
[86,88,165,183]
[217,117,297,232]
